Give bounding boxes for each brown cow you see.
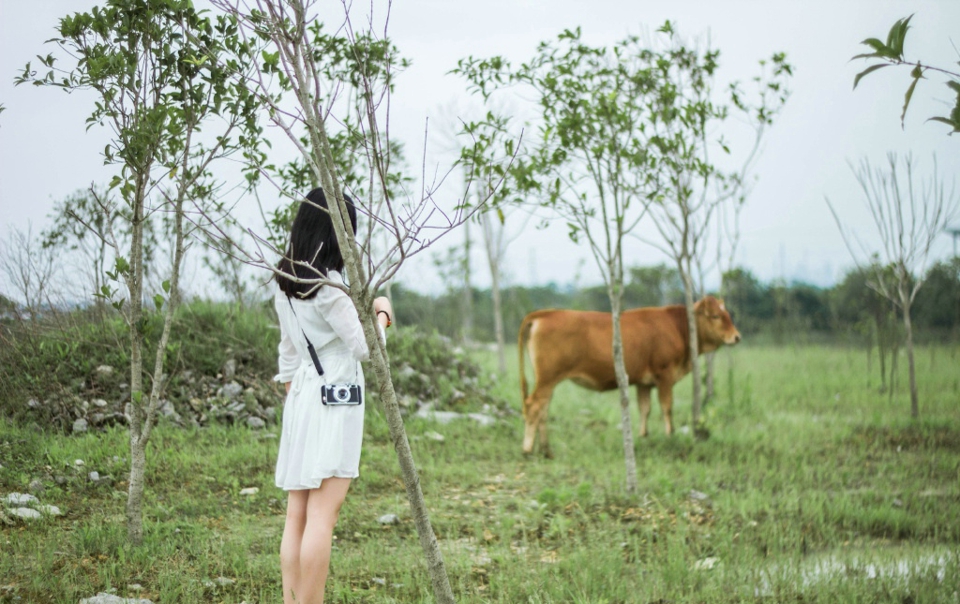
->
[518,296,741,456]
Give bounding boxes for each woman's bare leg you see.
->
[280,489,309,604]
[297,477,352,604]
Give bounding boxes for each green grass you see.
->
[2,343,959,602]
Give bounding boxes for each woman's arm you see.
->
[374,296,393,330]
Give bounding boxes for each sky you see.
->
[1,0,959,299]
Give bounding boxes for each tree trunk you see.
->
[461,214,473,344]
[313,126,455,603]
[363,299,455,603]
[482,212,507,374]
[875,314,887,393]
[491,262,506,374]
[126,435,147,543]
[608,282,639,494]
[680,262,702,432]
[901,284,919,419]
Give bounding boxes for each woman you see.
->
[273,187,392,604]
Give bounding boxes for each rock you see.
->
[239,487,259,496]
[377,513,400,525]
[9,507,42,520]
[93,399,109,408]
[203,577,235,588]
[79,593,153,604]
[73,418,89,434]
[28,479,44,494]
[75,459,85,467]
[424,431,445,442]
[678,425,692,435]
[221,381,243,400]
[159,400,181,422]
[89,471,100,482]
[5,492,39,506]
[95,365,115,377]
[27,398,40,409]
[371,577,387,586]
[223,359,237,380]
[688,489,711,503]
[263,407,276,421]
[55,476,67,485]
[893,498,904,508]
[414,407,495,426]
[693,556,718,571]
[37,504,63,516]
[246,416,266,430]
[127,584,143,591]
[466,413,496,427]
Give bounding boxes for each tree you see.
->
[827,154,959,418]
[42,186,156,319]
[19,0,261,543]
[457,28,667,491]
[637,25,791,432]
[852,15,960,132]
[0,223,60,320]
[204,2,501,600]
[458,112,532,373]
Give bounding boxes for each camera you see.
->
[321,383,362,406]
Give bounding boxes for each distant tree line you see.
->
[391,259,960,346]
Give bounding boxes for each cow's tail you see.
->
[518,314,535,403]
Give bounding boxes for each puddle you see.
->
[757,545,957,595]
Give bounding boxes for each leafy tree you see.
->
[457,27,669,489]
[852,15,960,132]
[18,0,261,543]
[639,24,791,430]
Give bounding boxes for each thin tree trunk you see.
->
[609,287,639,494]
[365,318,454,602]
[876,315,887,393]
[680,262,702,432]
[901,283,919,419]
[481,211,507,374]
[126,178,147,545]
[461,211,473,344]
[312,123,455,603]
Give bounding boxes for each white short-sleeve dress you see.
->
[273,271,380,490]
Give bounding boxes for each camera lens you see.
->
[335,386,350,401]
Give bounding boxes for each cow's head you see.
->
[695,296,741,350]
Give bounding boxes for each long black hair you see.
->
[276,188,358,299]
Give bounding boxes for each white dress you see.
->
[273,271,381,490]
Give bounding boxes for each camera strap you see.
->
[286,297,324,377]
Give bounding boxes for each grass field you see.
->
[2,343,959,603]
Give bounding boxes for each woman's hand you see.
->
[374,296,393,328]
[284,382,291,395]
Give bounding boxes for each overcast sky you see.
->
[1,0,959,298]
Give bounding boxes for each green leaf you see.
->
[132,391,143,404]
[162,279,171,293]
[901,74,919,128]
[153,293,164,312]
[853,63,891,89]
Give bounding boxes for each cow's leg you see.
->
[636,385,653,437]
[657,380,675,436]
[522,385,555,458]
